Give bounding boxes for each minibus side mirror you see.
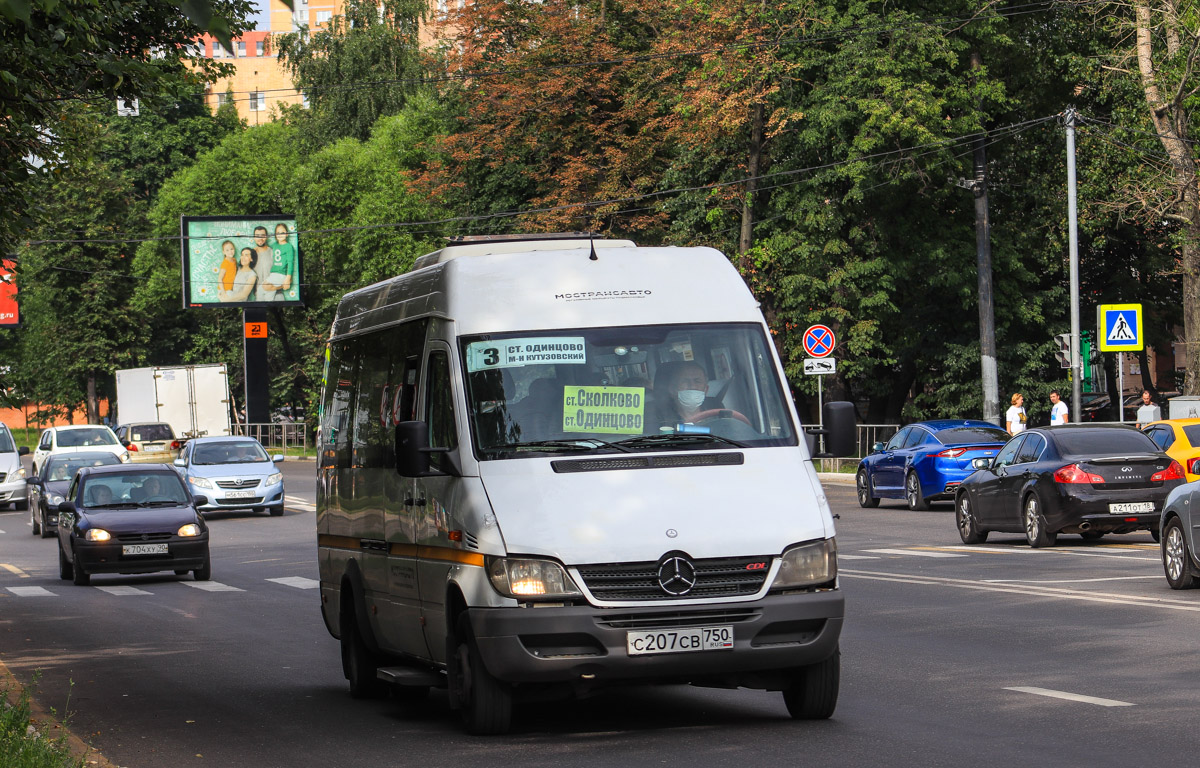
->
[807,401,857,458]
[395,421,462,478]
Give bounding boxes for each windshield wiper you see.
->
[138,500,182,507]
[614,433,747,449]
[90,501,139,509]
[498,440,604,453]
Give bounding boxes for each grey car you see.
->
[1161,480,1200,589]
[173,436,285,516]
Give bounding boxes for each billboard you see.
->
[0,257,18,328]
[180,215,303,308]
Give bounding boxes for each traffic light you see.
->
[1053,333,1071,369]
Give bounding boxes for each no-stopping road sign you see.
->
[803,325,836,358]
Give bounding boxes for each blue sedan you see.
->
[856,420,1009,510]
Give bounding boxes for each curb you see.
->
[816,472,855,486]
[0,657,118,768]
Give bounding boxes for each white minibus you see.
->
[317,234,854,733]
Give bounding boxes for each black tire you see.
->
[855,470,879,508]
[38,512,53,539]
[269,506,284,517]
[71,545,90,586]
[30,511,39,536]
[175,569,189,576]
[1023,494,1056,548]
[1080,531,1105,541]
[193,556,211,581]
[905,471,928,511]
[1151,527,1162,544]
[58,543,72,581]
[449,612,513,735]
[783,647,840,719]
[340,602,387,699]
[955,493,987,544]
[1162,517,1197,590]
[14,498,27,512]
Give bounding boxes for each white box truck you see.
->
[115,364,232,439]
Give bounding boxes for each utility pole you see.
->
[970,52,1000,425]
[1065,108,1083,419]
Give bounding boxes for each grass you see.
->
[0,683,82,768]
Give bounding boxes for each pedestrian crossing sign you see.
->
[1096,303,1143,352]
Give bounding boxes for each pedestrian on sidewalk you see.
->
[1049,390,1069,426]
[1135,390,1161,428]
[1006,393,1027,436]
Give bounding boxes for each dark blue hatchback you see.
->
[856,420,1009,510]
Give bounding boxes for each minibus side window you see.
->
[321,340,357,470]
[425,351,458,468]
[351,333,393,469]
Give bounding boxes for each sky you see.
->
[249,1,271,30]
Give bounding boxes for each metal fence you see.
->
[231,422,310,454]
[814,423,903,474]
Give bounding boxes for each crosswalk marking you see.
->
[7,586,55,597]
[95,585,153,596]
[267,576,320,589]
[182,581,244,592]
[1005,686,1133,707]
[862,548,967,558]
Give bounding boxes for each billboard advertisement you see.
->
[0,257,18,328]
[180,215,303,308]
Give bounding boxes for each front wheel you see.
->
[269,506,284,517]
[39,513,53,539]
[956,493,987,544]
[1023,495,1056,548]
[30,511,39,536]
[856,470,879,508]
[70,546,90,586]
[449,612,513,735]
[782,648,840,719]
[905,472,928,511]
[1162,517,1197,590]
[58,544,72,581]
[14,498,27,512]
[193,554,211,581]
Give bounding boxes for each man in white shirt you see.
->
[1006,393,1026,436]
[1135,390,1162,428]
[1049,390,1068,425]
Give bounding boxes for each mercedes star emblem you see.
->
[657,556,697,596]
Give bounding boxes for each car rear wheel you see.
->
[956,493,987,544]
[782,647,840,720]
[905,472,928,511]
[856,470,879,508]
[1023,495,1056,548]
[449,612,513,734]
[71,546,90,586]
[1162,517,1197,590]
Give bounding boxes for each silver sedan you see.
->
[173,437,285,516]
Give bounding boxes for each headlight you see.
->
[486,557,582,599]
[178,523,202,537]
[770,539,837,590]
[86,529,112,542]
[48,493,64,505]
[188,476,214,489]
[120,451,130,462]
[266,472,283,486]
[12,467,25,480]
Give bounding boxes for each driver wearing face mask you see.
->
[656,361,722,427]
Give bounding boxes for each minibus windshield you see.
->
[461,323,798,459]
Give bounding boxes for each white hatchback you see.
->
[31,425,129,475]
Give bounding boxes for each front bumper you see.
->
[188,480,284,512]
[73,535,209,575]
[0,478,27,504]
[468,590,843,689]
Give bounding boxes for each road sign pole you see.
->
[1065,108,1083,422]
[818,374,824,454]
[1118,353,1124,423]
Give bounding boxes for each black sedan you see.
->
[954,425,1185,547]
[56,465,211,586]
[27,451,121,538]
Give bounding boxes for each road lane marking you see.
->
[838,554,881,560]
[7,586,55,597]
[95,586,152,596]
[984,576,1160,584]
[1,564,30,578]
[934,545,1158,561]
[841,569,1200,612]
[1004,687,1133,707]
[241,558,282,564]
[862,549,967,558]
[182,581,244,592]
[267,576,320,589]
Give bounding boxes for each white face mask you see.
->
[677,390,705,409]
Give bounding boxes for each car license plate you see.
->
[122,543,168,556]
[1109,502,1155,514]
[626,625,735,656]
[225,490,254,498]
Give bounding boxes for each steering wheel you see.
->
[690,408,752,426]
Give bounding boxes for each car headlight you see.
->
[85,529,112,542]
[486,557,582,599]
[120,451,130,462]
[770,539,837,590]
[188,476,214,489]
[266,472,283,486]
[177,523,202,537]
[48,493,64,506]
[12,467,25,480]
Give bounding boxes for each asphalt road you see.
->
[3,464,1200,766]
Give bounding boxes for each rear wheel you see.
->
[449,612,513,735]
[341,601,387,699]
[1023,494,1056,548]
[782,648,840,719]
[1162,517,1197,590]
[955,493,987,544]
[856,470,879,508]
[1151,527,1162,543]
[70,546,90,586]
[905,472,928,511]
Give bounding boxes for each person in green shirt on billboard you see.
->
[261,222,296,301]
